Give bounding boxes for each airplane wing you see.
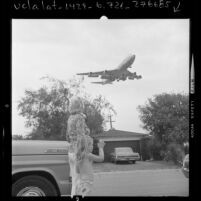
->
[77,69,115,77]
[91,80,113,85]
[77,72,92,75]
[77,71,104,76]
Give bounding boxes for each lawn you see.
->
[93,160,180,173]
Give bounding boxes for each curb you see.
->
[94,168,181,175]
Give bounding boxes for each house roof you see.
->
[95,129,149,139]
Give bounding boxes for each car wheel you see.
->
[132,161,136,164]
[12,175,58,197]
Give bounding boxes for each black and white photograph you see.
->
[12,19,189,197]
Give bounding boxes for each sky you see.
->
[12,19,189,136]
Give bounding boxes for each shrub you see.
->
[92,137,99,155]
[164,143,184,165]
[147,138,163,160]
[140,138,151,161]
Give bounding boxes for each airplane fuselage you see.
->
[117,54,135,70]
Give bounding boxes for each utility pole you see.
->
[106,114,115,130]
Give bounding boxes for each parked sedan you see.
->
[181,154,189,178]
[110,147,140,164]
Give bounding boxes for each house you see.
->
[94,129,151,162]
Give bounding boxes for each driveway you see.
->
[93,160,180,173]
[91,169,189,196]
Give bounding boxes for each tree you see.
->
[12,134,24,140]
[18,76,116,140]
[137,93,189,146]
[18,77,72,140]
[83,95,116,135]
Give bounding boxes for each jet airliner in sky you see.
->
[77,54,142,85]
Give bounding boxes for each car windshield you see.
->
[115,148,133,154]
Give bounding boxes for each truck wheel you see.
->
[12,175,58,197]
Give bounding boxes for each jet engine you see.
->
[101,72,113,79]
[101,74,109,79]
[88,72,99,77]
[128,72,138,80]
[101,74,115,81]
[119,74,127,81]
[128,75,135,80]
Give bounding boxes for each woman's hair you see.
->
[69,96,84,114]
[76,135,93,163]
[67,113,89,142]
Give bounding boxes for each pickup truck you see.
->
[12,140,72,196]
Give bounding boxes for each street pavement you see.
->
[90,169,189,196]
